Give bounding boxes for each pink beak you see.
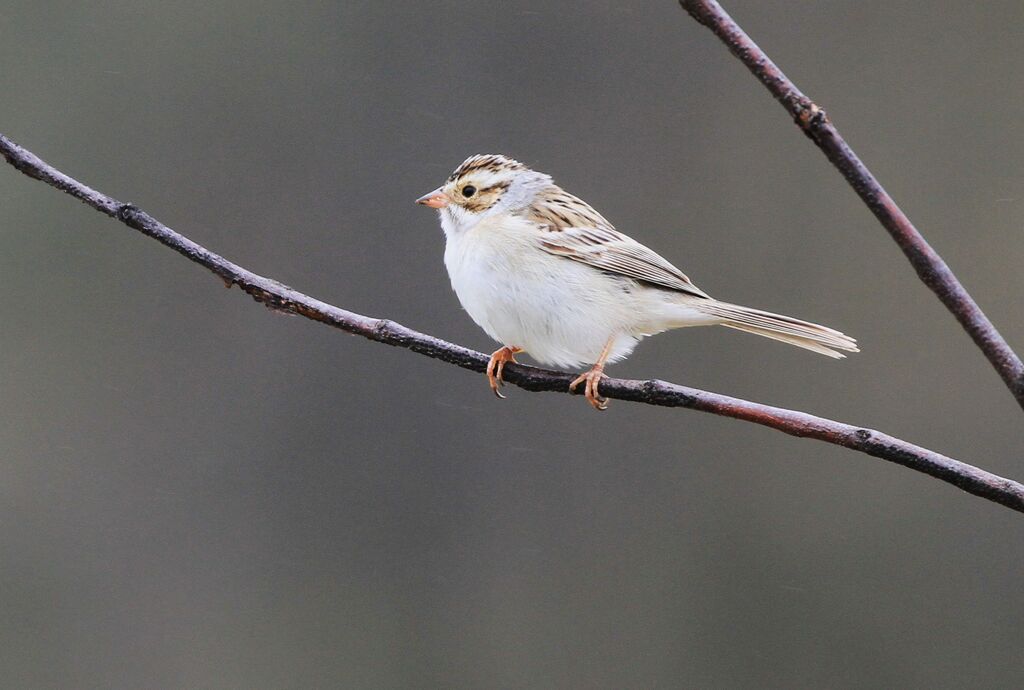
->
[415,188,449,209]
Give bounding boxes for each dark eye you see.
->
[462,185,477,198]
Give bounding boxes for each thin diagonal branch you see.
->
[1,133,1022,514]
[678,0,1024,412]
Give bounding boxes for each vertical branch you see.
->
[678,0,1024,411]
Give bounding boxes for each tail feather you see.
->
[696,300,858,359]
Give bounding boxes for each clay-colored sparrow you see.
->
[417,154,857,410]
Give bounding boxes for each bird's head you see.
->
[416,154,552,234]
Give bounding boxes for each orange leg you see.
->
[486,346,522,399]
[569,336,616,411]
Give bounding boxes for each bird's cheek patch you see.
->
[462,182,509,213]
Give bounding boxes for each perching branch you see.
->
[1,133,1022,514]
[678,0,1024,412]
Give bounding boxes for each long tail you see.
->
[695,300,858,359]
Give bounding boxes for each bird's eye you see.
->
[462,185,477,198]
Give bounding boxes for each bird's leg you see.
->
[486,346,522,399]
[569,336,615,411]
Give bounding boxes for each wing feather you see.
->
[538,224,709,299]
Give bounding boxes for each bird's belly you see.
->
[445,239,645,368]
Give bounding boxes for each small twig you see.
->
[678,0,1024,412]
[1,132,1022,513]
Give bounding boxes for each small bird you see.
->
[417,154,857,410]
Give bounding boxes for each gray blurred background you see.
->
[1,1,1022,688]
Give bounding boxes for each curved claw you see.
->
[570,367,608,411]
[486,346,521,400]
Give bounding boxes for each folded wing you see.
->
[537,225,710,299]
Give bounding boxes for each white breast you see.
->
[442,213,661,369]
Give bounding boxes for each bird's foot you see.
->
[569,365,609,411]
[486,346,522,399]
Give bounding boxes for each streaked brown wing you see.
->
[537,225,710,299]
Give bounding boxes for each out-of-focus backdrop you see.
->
[1,2,1022,687]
